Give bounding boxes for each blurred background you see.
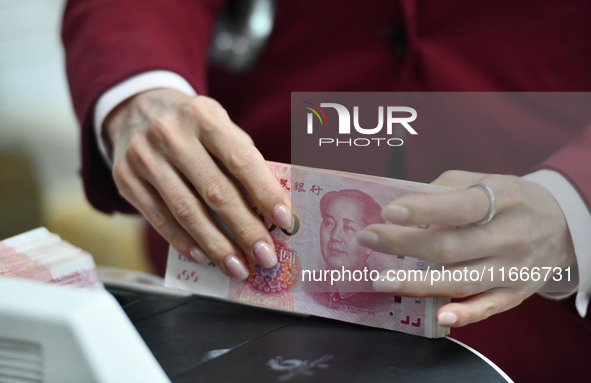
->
[0,0,154,273]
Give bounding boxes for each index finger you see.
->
[190,97,293,230]
[382,178,509,226]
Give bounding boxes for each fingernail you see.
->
[254,241,278,268]
[382,205,410,223]
[437,312,458,327]
[190,247,209,264]
[273,204,294,231]
[224,255,250,280]
[356,230,379,248]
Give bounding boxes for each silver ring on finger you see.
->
[467,182,496,224]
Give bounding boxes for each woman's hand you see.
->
[357,170,577,327]
[104,88,292,280]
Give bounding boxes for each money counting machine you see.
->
[0,274,511,382]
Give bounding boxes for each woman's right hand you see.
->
[104,88,292,280]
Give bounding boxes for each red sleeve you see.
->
[61,0,225,213]
[533,125,591,212]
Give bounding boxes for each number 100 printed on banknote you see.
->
[165,162,450,338]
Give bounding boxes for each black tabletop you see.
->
[109,288,510,383]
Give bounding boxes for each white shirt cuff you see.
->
[523,169,591,318]
[93,70,198,166]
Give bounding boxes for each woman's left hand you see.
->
[357,170,577,327]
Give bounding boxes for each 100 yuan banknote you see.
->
[165,162,450,338]
[0,227,102,289]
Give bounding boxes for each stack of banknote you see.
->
[0,227,102,289]
[165,162,451,338]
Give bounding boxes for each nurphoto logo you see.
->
[304,101,418,147]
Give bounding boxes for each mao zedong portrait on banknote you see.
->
[305,189,398,314]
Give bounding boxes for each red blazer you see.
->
[62,1,591,381]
